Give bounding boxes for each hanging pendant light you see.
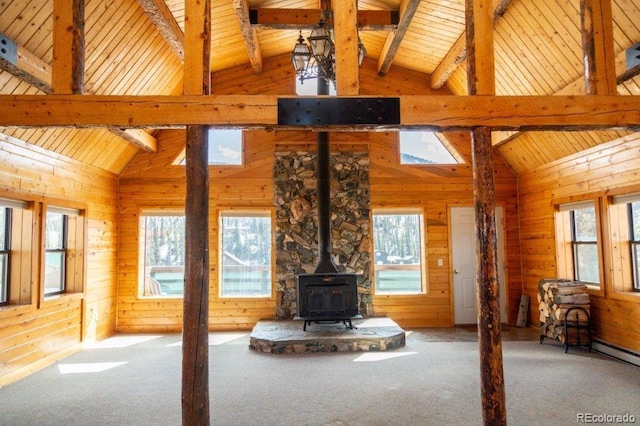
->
[291,8,366,86]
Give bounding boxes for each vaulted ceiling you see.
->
[1,0,639,174]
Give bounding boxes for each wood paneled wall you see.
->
[0,134,118,387]
[518,133,640,353]
[118,54,521,331]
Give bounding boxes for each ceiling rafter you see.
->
[137,0,185,61]
[233,0,263,74]
[377,0,421,76]
[0,32,157,152]
[431,0,516,90]
[249,9,398,31]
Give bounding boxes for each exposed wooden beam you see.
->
[233,0,263,73]
[432,0,515,89]
[250,9,398,31]
[0,33,51,93]
[137,0,184,61]
[2,94,640,131]
[52,0,85,94]
[182,0,211,422]
[581,0,616,94]
[333,0,359,94]
[377,0,421,76]
[0,33,157,152]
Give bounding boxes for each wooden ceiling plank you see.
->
[51,0,85,94]
[581,0,617,94]
[232,0,263,73]
[493,21,549,95]
[0,32,157,152]
[432,0,515,89]
[333,0,360,94]
[137,0,185,61]
[494,44,634,146]
[1,94,640,131]
[86,4,154,94]
[504,4,576,90]
[377,0,421,76]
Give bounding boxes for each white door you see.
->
[451,206,507,324]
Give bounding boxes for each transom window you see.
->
[177,129,243,166]
[140,213,185,297]
[219,211,272,298]
[372,210,426,294]
[399,131,460,165]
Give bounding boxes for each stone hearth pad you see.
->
[248,317,406,354]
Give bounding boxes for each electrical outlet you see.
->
[437,258,443,267]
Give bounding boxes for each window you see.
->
[296,78,336,95]
[372,210,426,294]
[44,211,67,295]
[140,213,185,297]
[207,129,243,165]
[556,201,601,288]
[0,207,10,304]
[176,129,243,166]
[43,205,85,298]
[399,131,460,164]
[219,212,272,298]
[610,194,640,293]
[571,207,600,284]
[629,201,640,291]
[0,198,32,306]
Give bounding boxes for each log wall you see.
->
[118,55,521,331]
[0,133,118,387]
[518,133,640,353]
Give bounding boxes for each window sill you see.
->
[41,292,84,307]
[373,292,427,298]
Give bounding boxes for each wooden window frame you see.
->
[627,203,640,292]
[41,203,86,303]
[555,199,604,295]
[372,208,428,295]
[138,210,186,299]
[607,192,640,297]
[0,197,35,312]
[218,210,273,299]
[0,207,11,305]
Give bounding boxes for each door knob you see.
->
[453,269,460,274]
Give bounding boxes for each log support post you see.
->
[465,0,506,424]
[580,0,616,95]
[182,0,211,425]
[52,0,85,94]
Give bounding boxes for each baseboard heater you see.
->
[592,340,640,368]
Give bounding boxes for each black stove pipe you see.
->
[314,78,339,274]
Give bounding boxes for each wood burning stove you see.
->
[296,273,359,331]
[294,78,360,330]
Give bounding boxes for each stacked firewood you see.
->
[538,278,590,343]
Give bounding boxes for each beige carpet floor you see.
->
[1,326,638,425]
